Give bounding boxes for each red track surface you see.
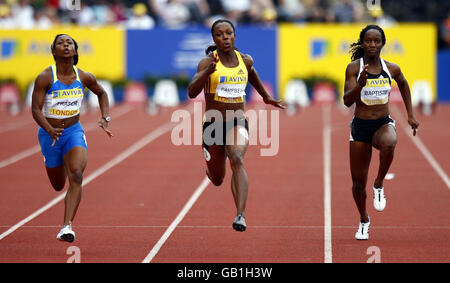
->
[0,102,449,263]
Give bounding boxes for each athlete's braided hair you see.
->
[349,25,386,61]
[51,34,79,65]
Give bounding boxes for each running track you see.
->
[0,102,449,263]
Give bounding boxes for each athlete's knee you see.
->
[51,181,65,191]
[206,168,224,186]
[352,179,366,192]
[379,139,397,152]
[210,176,224,186]
[228,151,244,170]
[68,168,83,186]
[46,166,66,191]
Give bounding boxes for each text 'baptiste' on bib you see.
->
[361,77,390,105]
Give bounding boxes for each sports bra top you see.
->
[357,57,392,106]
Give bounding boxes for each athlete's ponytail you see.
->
[205,45,217,55]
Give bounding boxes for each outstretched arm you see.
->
[80,70,113,137]
[389,63,419,135]
[243,53,285,109]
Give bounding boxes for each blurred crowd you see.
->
[0,0,449,48]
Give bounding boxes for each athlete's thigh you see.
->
[349,141,372,181]
[204,144,227,180]
[38,128,66,189]
[62,125,88,174]
[372,124,397,150]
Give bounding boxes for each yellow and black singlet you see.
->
[204,50,248,103]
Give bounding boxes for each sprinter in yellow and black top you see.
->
[32,34,113,243]
[343,25,419,240]
[188,19,284,232]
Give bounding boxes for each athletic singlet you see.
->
[357,57,392,106]
[204,50,248,104]
[43,64,84,119]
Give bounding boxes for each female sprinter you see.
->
[31,34,113,242]
[188,19,284,232]
[343,25,419,240]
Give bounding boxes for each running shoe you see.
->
[232,214,247,232]
[373,186,386,211]
[56,223,75,243]
[355,217,370,240]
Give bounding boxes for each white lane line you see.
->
[3,225,449,229]
[0,105,133,170]
[0,145,41,169]
[391,106,450,190]
[0,121,175,241]
[322,104,332,263]
[142,177,210,263]
[0,120,33,134]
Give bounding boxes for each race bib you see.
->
[360,78,390,106]
[216,83,246,98]
[361,88,390,105]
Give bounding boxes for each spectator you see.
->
[163,0,190,28]
[183,0,211,25]
[45,5,60,26]
[126,2,155,29]
[149,0,190,28]
[45,0,59,10]
[248,0,277,24]
[277,0,305,22]
[332,0,357,23]
[0,0,447,30]
[203,0,225,27]
[206,0,224,16]
[77,1,96,26]
[148,0,165,24]
[368,5,397,28]
[303,0,326,22]
[220,0,250,23]
[90,0,109,26]
[440,10,450,48]
[34,8,53,28]
[108,0,128,24]
[0,3,14,29]
[11,0,35,29]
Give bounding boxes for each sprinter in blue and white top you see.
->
[31,34,113,243]
[43,63,84,119]
[343,25,419,241]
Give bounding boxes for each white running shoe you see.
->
[373,186,386,211]
[355,217,370,240]
[232,214,247,232]
[56,223,75,243]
